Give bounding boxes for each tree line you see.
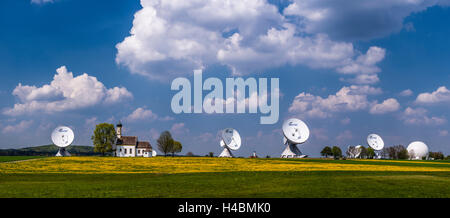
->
[320,144,449,160]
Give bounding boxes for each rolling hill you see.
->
[0,145,101,156]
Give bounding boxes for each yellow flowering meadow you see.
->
[1,157,450,174]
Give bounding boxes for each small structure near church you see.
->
[114,122,153,157]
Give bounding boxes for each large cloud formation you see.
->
[284,0,450,40]
[3,66,133,116]
[114,0,410,81]
[288,85,400,118]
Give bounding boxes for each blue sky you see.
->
[0,0,449,157]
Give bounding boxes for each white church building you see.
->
[113,122,153,157]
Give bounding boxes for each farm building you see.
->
[114,122,153,157]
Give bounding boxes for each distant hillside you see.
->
[0,145,102,156]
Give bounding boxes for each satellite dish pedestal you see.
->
[56,147,71,157]
[219,147,234,158]
[281,143,306,158]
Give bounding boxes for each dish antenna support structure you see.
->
[51,126,74,157]
[367,134,384,159]
[219,128,242,158]
[281,118,310,158]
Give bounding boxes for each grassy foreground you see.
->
[1,157,450,197]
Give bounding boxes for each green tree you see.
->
[208,152,214,157]
[429,151,444,160]
[91,123,116,156]
[320,146,333,158]
[387,145,409,159]
[360,146,368,159]
[398,146,409,160]
[157,131,174,156]
[171,140,182,157]
[332,146,342,159]
[367,147,376,159]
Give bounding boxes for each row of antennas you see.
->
[52,119,429,159]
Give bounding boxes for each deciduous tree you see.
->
[320,146,333,158]
[171,140,182,157]
[332,146,342,159]
[91,123,116,156]
[157,131,174,156]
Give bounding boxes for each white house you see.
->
[114,122,153,157]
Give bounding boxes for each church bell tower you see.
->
[116,121,122,139]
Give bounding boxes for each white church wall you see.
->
[116,145,136,157]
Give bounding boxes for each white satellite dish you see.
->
[367,134,384,159]
[281,118,310,158]
[282,118,310,144]
[51,126,74,157]
[354,145,363,158]
[152,149,157,157]
[219,128,242,157]
[347,145,363,158]
[367,134,384,151]
[407,141,429,160]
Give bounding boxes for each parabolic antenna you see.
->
[282,118,310,144]
[219,128,242,157]
[367,134,384,151]
[281,118,310,158]
[221,128,241,151]
[152,149,157,157]
[354,145,363,158]
[407,141,429,160]
[51,126,74,157]
[347,145,363,158]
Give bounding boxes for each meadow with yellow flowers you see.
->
[1,157,449,197]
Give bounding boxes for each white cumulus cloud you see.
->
[283,0,450,40]
[124,107,158,122]
[370,98,400,114]
[415,86,450,104]
[401,107,446,125]
[2,120,34,134]
[288,85,381,118]
[3,66,133,116]
[399,89,413,97]
[115,0,386,81]
[124,107,174,122]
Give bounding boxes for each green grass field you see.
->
[1,156,449,198]
[0,156,46,162]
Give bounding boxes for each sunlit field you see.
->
[1,157,449,197]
